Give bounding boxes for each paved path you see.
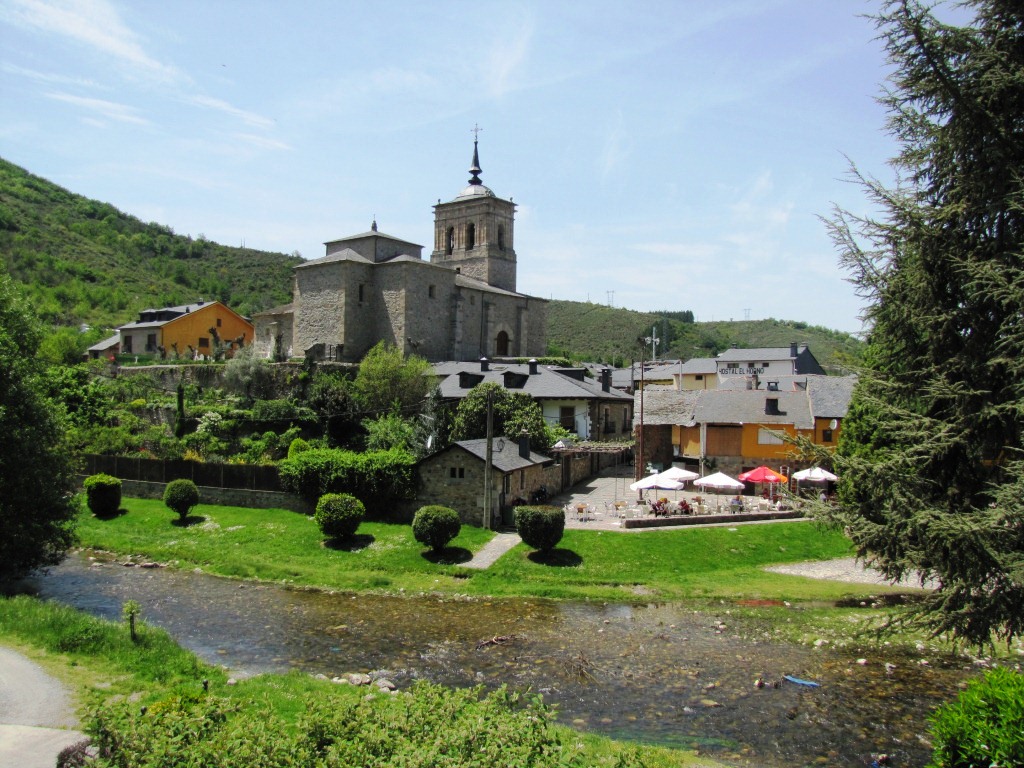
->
[0,646,86,768]
[463,531,521,569]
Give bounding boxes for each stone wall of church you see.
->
[292,262,348,354]
[399,263,458,361]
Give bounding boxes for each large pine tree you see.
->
[828,0,1024,646]
[0,270,78,579]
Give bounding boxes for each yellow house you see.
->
[117,300,253,359]
[636,375,854,477]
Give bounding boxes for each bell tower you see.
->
[430,131,517,292]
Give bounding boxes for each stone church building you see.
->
[254,141,547,363]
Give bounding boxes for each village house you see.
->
[635,373,855,479]
[115,300,253,360]
[417,433,559,526]
[253,139,547,363]
[627,343,827,392]
[433,358,634,442]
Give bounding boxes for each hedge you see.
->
[278,448,416,511]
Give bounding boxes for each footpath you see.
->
[0,646,85,768]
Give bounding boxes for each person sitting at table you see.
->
[730,495,743,509]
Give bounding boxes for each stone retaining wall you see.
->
[622,510,804,529]
[80,476,312,514]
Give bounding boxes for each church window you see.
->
[496,330,509,356]
[470,295,475,306]
[498,225,505,250]
[466,223,475,250]
[429,285,436,298]
[446,227,454,255]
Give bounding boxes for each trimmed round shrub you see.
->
[514,505,564,553]
[83,473,122,517]
[163,479,199,521]
[412,505,461,552]
[926,667,1024,768]
[287,437,310,459]
[315,493,365,540]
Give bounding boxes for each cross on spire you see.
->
[468,123,483,186]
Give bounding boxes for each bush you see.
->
[514,506,564,553]
[314,493,365,540]
[278,448,416,510]
[287,437,310,459]
[163,479,199,521]
[83,473,122,517]
[412,505,461,552]
[926,667,1024,768]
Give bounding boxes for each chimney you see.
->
[528,358,538,375]
[518,429,531,459]
[789,341,797,358]
[480,356,489,372]
[601,368,611,392]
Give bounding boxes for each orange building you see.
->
[117,300,253,359]
[635,374,854,479]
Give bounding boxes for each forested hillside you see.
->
[546,300,863,373]
[1,158,862,370]
[0,158,300,328]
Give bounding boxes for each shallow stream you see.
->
[20,552,977,767]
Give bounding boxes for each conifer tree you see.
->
[826,0,1024,646]
[0,271,78,578]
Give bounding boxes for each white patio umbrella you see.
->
[792,466,838,501]
[652,466,699,500]
[694,471,745,511]
[629,475,684,493]
[791,467,838,483]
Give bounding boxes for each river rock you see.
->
[375,678,396,691]
[700,699,722,708]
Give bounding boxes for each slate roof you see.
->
[252,302,294,317]
[295,247,375,268]
[87,333,120,352]
[117,300,237,331]
[636,374,856,429]
[322,229,422,250]
[433,361,631,402]
[716,347,796,362]
[447,438,552,472]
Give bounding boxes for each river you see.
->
[18,551,976,767]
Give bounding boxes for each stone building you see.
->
[417,433,559,527]
[253,140,547,363]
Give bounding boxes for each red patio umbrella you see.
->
[738,466,788,484]
[738,465,788,501]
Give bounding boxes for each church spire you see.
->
[468,123,483,186]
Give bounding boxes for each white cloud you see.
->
[483,10,534,99]
[232,133,292,152]
[1,61,103,88]
[599,110,630,180]
[185,94,275,130]
[45,91,149,124]
[3,0,180,83]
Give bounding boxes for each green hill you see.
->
[546,300,863,373]
[1,158,862,369]
[0,158,300,328]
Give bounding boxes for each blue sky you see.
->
[1,0,907,334]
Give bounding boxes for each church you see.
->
[254,140,548,363]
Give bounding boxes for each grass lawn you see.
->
[75,498,884,604]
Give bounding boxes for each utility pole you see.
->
[483,388,494,529]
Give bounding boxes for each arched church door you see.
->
[495,331,510,356]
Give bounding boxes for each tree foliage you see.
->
[0,270,78,578]
[448,382,552,452]
[826,0,1024,645]
[353,342,432,419]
